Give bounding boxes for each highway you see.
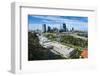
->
[70,34,88,40]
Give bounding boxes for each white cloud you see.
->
[32,15,87,25]
[29,15,88,31]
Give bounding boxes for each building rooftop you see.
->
[81,48,88,58]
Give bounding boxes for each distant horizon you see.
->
[28,15,88,32]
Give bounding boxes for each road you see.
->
[70,34,88,40]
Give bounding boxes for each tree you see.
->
[28,32,65,60]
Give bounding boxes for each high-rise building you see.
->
[63,23,66,32]
[71,27,74,32]
[42,24,46,33]
[66,27,69,32]
[47,26,51,32]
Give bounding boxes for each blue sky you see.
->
[28,15,88,31]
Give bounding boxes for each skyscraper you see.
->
[42,24,46,33]
[63,23,66,32]
[47,26,51,32]
[70,27,74,32]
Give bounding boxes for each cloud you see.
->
[29,15,88,31]
[31,15,88,25]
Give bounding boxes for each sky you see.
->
[28,15,88,31]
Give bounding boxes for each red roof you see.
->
[81,48,88,58]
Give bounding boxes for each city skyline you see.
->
[28,15,88,31]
